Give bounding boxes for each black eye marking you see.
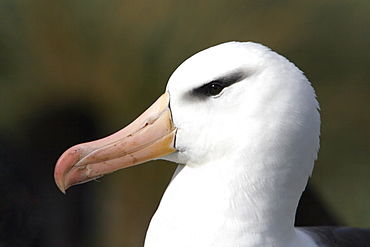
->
[207,82,224,96]
[194,81,225,97]
[191,71,245,98]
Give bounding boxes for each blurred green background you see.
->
[0,0,369,246]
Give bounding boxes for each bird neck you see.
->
[146,156,313,247]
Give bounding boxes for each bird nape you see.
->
[54,41,370,247]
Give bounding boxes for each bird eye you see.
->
[207,82,224,96]
[191,71,244,99]
[191,74,242,99]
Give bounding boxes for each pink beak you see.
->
[54,92,177,193]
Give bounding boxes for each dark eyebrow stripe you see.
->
[212,71,245,88]
[190,71,245,98]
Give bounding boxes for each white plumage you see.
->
[145,42,320,246]
[55,42,370,247]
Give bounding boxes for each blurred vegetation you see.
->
[0,0,369,246]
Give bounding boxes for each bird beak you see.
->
[54,92,176,193]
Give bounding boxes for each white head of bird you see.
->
[55,41,320,247]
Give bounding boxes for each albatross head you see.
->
[54,41,320,246]
[163,42,320,171]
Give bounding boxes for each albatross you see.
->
[54,41,370,246]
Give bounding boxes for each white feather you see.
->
[145,42,320,247]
